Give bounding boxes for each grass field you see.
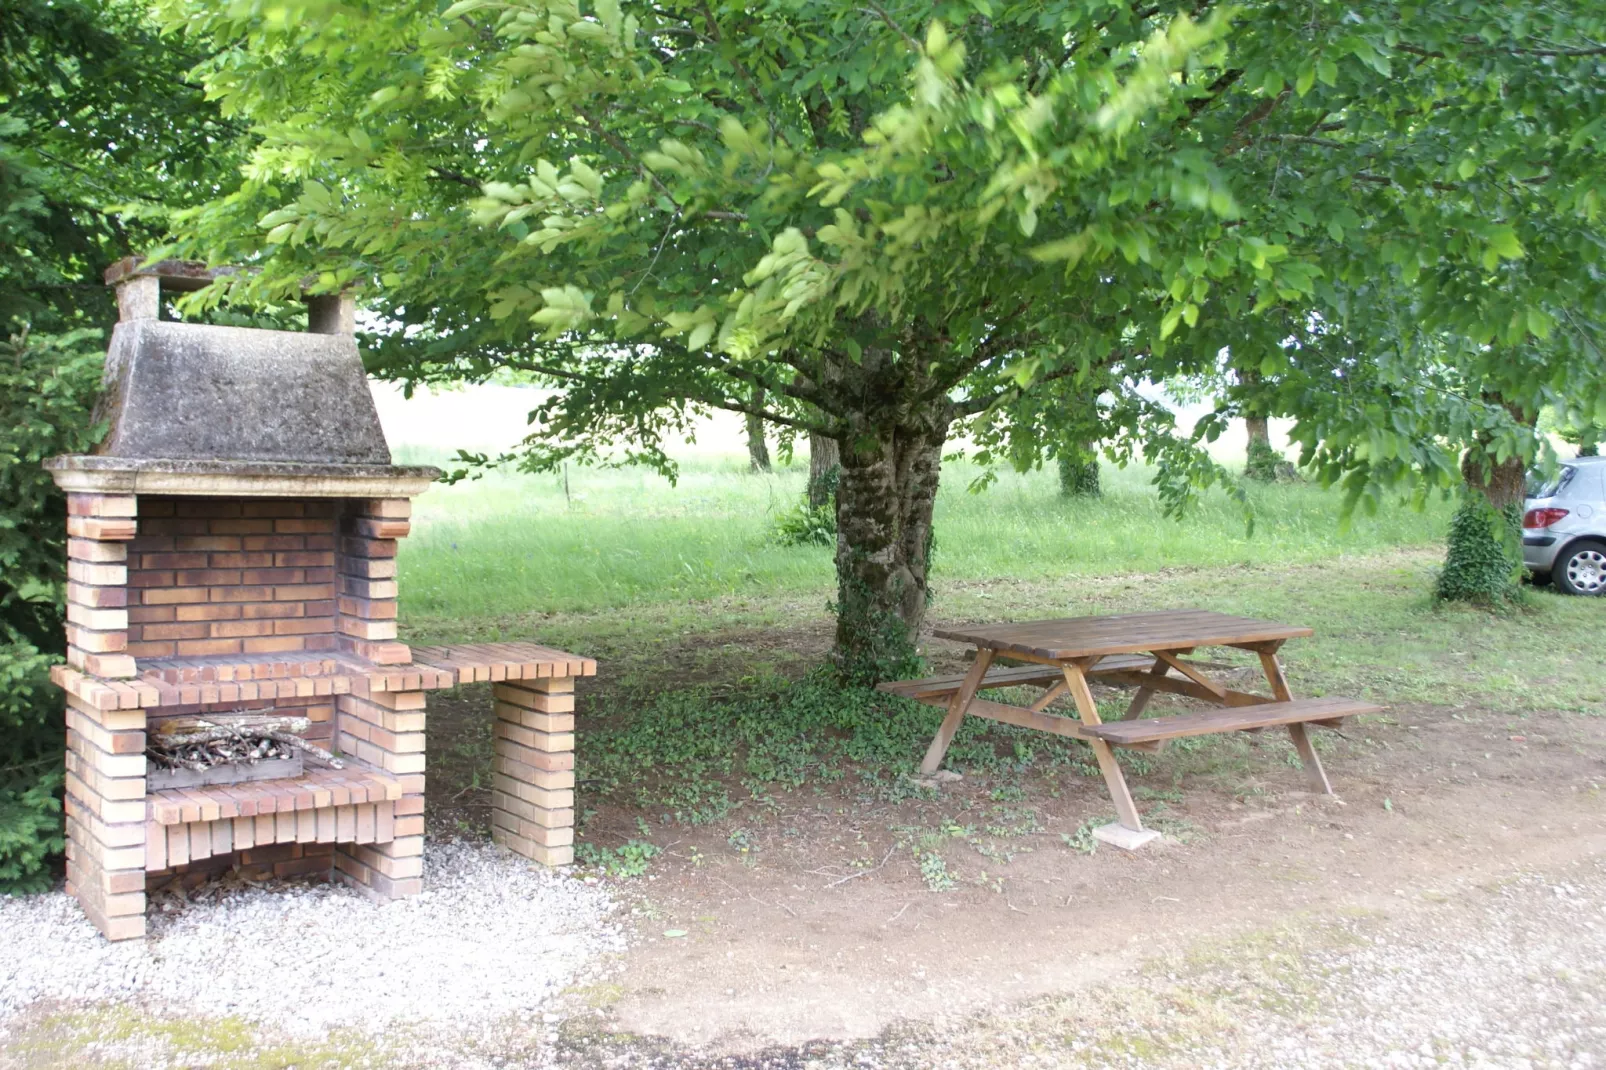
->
[393,448,1457,636]
[390,443,1598,873]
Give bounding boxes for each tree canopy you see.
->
[165,0,1606,670]
[0,0,243,890]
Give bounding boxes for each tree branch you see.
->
[860,1,920,53]
[500,358,608,385]
[576,108,679,206]
[428,166,481,190]
[703,396,832,434]
[1397,39,1606,59]
[950,352,1128,417]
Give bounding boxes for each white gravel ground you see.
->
[0,840,624,1033]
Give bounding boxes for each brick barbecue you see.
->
[45,260,593,940]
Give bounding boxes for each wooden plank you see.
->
[933,610,1313,662]
[1258,649,1294,702]
[919,649,994,775]
[1061,663,1145,832]
[877,656,1157,701]
[167,821,189,867]
[1093,669,1274,708]
[1027,678,1068,713]
[146,822,167,872]
[1121,657,1172,720]
[1081,697,1381,745]
[961,696,1092,739]
[1287,722,1333,793]
[1154,650,1226,699]
[957,697,1163,751]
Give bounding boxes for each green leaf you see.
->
[686,321,716,351]
[1028,233,1090,264]
[1486,226,1524,260]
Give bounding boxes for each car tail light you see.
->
[1523,507,1569,529]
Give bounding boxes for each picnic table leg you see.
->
[1062,662,1157,849]
[1258,647,1334,794]
[1286,723,1334,794]
[1120,657,1172,720]
[919,649,994,775]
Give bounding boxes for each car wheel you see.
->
[1554,541,1606,596]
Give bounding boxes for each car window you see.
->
[1528,465,1577,499]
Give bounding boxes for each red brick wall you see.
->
[125,498,337,659]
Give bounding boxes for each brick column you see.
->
[63,693,147,940]
[331,687,426,898]
[337,499,410,665]
[64,493,137,679]
[490,678,576,866]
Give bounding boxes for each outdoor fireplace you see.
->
[47,260,594,940]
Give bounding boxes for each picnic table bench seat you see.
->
[1079,695,1380,745]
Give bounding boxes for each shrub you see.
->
[773,464,838,547]
[772,501,836,547]
[1435,493,1523,604]
[1244,436,1283,482]
[1056,453,1101,497]
[0,328,104,892]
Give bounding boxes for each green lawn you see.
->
[394,450,1456,633]
[393,449,1605,871]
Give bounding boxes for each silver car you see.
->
[1523,456,1606,595]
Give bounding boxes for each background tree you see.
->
[0,0,243,889]
[806,432,840,511]
[1235,364,1281,483]
[166,0,1606,677]
[744,389,771,473]
[165,0,1256,681]
[1055,389,1106,499]
[1178,5,1606,602]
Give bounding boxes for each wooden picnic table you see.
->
[879,609,1379,849]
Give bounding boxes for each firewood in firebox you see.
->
[148,712,343,770]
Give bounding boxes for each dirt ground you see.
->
[421,614,1606,1054]
[584,710,1604,1049]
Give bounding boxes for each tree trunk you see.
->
[832,422,946,685]
[1243,414,1281,481]
[1245,414,1271,450]
[1437,399,1532,603]
[807,431,840,509]
[746,388,771,472]
[1057,450,1100,497]
[1238,365,1283,482]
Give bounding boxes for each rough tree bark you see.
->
[832,418,947,684]
[807,431,840,509]
[745,387,771,472]
[1245,414,1271,450]
[822,321,958,684]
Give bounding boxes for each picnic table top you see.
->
[932,609,1313,662]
